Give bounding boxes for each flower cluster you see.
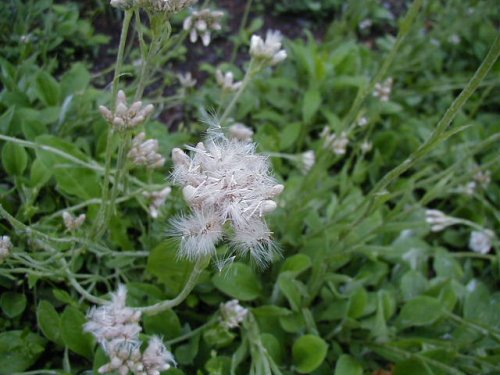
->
[469,230,494,254]
[373,77,393,102]
[300,150,315,174]
[220,300,248,329]
[321,127,349,156]
[216,69,242,92]
[170,127,283,266]
[100,90,154,131]
[0,236,12,262]
[128,132,165,169]
[425,209,459,232]
[183,8,223,46]
[144,187,172,218]
[177,72,197,89]
[228,123,253,142]
[84,286,175,375]
[249,30,287,66]
[62,211,86,231]
[138,0,197,14]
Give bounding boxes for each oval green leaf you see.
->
[212,262,262,301]
[292,334,328,373]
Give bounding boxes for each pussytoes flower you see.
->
[0,236,12,262]
[300,150,315,173]
[177,72,197,88]
[142,336,176,375]
[360,140,373,153]
[183,8,223,46]
[128,132,165,169]
[170,126,283,266]
[373,78,393,102]
[228,123,253,142]
[138,0,197,13]
[143,187,172,218]
[249,30,287,66]
[425,209,459,232]
[110,0,135,9]
[469,230,494,254]
[321,127,349,155]
[62,211,86,231]
[216,69,242,92]
[220,300,248,329]
[473,169,491,189]
[99,90,154,131]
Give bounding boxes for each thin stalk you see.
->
[230,0,253,64]
[165,317,218,345]
[112,10,133,102]
[134,256,210,315]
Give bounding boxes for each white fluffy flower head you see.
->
[62,211,86,231]
[469,230,494,254]
[250,30,287,66]
[171,126,283,267]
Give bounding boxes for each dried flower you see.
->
[228,123,253,142]
[216,69,242,92]
[144,187,172,218]
[321,127,349,155]
[183,8,223,46]
[128,132,165,169]
[138,0,197,13]
[170,126,283,266]
[425,209,458,232]
[220,300,248,329]
[373,77,393,102]
[100,90,154,131]
[469,230,494,254]
[359,19,373,30]
[142,336,176,375]
[300,150,315,173]
[249,30,287,66]
[0,236,12,262]
[177,72,197,88]
[62,211,86,231]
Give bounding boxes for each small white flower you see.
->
[300,150,315,173]
[360,140,372,153]
[171,126,283,266]
[228,123,253,142]
[220,300,248,329]
[144,187,172,219]
[138,0,197,13]
[99,90,154,131]
[359,19,373,30]
[142,336,176,375]
[249,30,287,66]
[128,132,165,169]
[215,69,243,92]
[321,127,349,156]
[425,209,458,232]
[177,72,197,88]
[357,116,368,127]
[469,230,494,254]
[449,34,461,45]
[0,236,12,262]
[372,77,393,102]
[62,211,86,231]
[183,8,224,46]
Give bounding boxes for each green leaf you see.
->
[60,306,94,359]
[0,106,15,133]
[292,334,328,373]
[0,331,45,373]
[212,263,262,301]
[1,142,28,176]
[147,240,194,295]
[302,88,322,123]
[334,355,363,375]
[143,309,182,340]
[34,71,60,106]
[0,292,27,318]
[60,63,90,97]
[35,135,100,199]
[261,333,282,364]
[37,301,63,346]
[400,270,428,301]
[398,296,443,328]
[30,157,53,187]
[393,358,432,375]
[279,122,302,150]
[280,254,311,276]
[278,273,304,311]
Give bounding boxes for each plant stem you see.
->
[230,0,253,64]
[134,256,210,315]
[165,317,218,345]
